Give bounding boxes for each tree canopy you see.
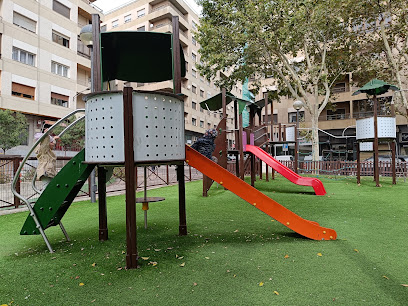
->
[196,0,359,161]
[0,110,28,154]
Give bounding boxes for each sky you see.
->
[93,0,201,15]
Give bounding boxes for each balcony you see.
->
[148,6,189,31]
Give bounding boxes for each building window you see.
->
[137,8,145,18]
[101,24,107,32]
[112,19,119,28]
[51,92,69,107]
[192,101,197,110]
[207,122,211,129]
[200,89,204,98]
[200,120,204,128]
[192,85,196,94]
[192,52,197,62]
[192,36,196,46]
[192,21,197,30]
[192,118,197,126]
[13,12,36,33]
[52,31,70,48]
[12,47,35,66]
[51,61,69,77]
[200,107,204,113]
[137,26,145,32]
[192,69,196,78]
[12,82,35,100]
[53,0,70,19]
[124,14,132,23]
[288,111,304,123]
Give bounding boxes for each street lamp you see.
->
[293,100,304,173]
[79,24,93,47]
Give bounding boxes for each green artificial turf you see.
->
[0,175,407,305]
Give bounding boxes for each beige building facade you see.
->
[0,0,102,153]
[254,75,408,160]
[101,0,240,147]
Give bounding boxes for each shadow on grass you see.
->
[337,240,408,304]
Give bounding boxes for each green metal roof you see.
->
[352,79,399,96]
[199,92,258,115]
[100,31,186,83]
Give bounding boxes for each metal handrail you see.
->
[11,109,85,253]
[31,115,86,194]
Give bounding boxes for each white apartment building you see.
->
[101,0,241,147]
[0,0,102,153]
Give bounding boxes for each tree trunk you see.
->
[310,105,320,174]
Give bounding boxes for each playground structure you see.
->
[353,80,400,187]
[12,15,337,269]
[199,90,327,195]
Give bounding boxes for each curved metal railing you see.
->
[31,115,86,195]
[11,109,85,252]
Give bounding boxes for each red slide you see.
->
[245,145,326,196]
[186,146,336,241]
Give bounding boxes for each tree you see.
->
[196,0,359,162]
[345,0,408,117]
[0,109,28,154]
[53,116,85,150]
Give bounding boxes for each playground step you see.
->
[20,150,94,235]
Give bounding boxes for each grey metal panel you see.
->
[85,91,185,164]
[85,92,125,163]
[133,92,185,162]
[356,117,396,140]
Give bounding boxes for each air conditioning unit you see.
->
[187,85,191,89]
[150,24,154,28]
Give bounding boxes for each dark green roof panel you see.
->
[101,31,186,83]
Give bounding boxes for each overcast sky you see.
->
[93,0,201,15]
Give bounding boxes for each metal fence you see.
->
[2,154,406,210]
[0,155,202,210]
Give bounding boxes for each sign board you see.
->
[282,143,288,151]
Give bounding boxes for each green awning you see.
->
[352,79,399,96]
[199,92,234,111]
[101,31,186,83]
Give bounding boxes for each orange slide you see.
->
[186,146,337,240]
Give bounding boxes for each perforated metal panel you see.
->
[133,93,185,162]
[356,117,396,140]
[85,93,125,163]
[356,118,374,140]
[359,142,373,151]
[85,91,185,163]
[377,117,396,138]
[285,126,295,142]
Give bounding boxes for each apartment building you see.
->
[254,75,408,160]
[101,0,240,147]
[0,0,102,154]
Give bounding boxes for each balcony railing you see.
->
[150,3,188,22]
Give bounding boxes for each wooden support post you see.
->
[239,114,245,180]
[177,164,187,235]
[13,157,21,208]
[357,142,361,184]
[172,16,181,94]
[373,96,380,187]
[391,141,396,185]
[91,14,102,92]
[251,153,255,187]
[97,166,108,241]
[123,87,138,269]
